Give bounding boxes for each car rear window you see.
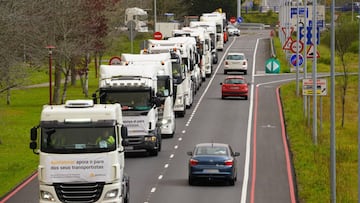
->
[224,78,245,84]
[195,146,229,155]
[227,54,244,60]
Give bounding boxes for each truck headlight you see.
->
[40,190,55,202]
[176,96,183,104]
[144,136,157,142]
[104,189,118,199]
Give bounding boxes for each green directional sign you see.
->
[265,57,280,73]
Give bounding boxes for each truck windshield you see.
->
[137,14,148,21]
[41,127,116,153]
[101,91,152,111]
[172,62,184,84]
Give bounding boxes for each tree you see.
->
[324,17,358,127]
[185,0,239,17]
[0,0,45,105]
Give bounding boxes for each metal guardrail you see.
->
[238,23,266,30]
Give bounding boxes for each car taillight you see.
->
[225,61,228,65]
[243,61,246,65]
[190,159,198,166]
[224,160,233,166]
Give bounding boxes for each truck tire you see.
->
[123,175,130,203]
[149,148,158,156]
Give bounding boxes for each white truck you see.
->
[200,12,224,51]
[29,100,130,203]
[93,63,162,156]
[155,22,181,39]
[190,21,219,65]
[125,7,148,32]
[121,53,176,138]
[168,36,201,95]
[146,39,193,117]
[173,27,212,80]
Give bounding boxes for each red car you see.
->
[220,76,249,100]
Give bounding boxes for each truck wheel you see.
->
[123,175,130,203]
[157,136,162,152]
[149,148,158,156]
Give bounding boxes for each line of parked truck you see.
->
[29,10,228,203]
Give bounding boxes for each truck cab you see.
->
[30,100,130,203]
[94,64,162,156]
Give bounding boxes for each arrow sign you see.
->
[265,58,280,73]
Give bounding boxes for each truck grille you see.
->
[54,182,104,203]
[127,136,143,145]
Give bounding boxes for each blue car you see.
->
[187,143,240,185]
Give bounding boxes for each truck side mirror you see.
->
[152,97,162,107]
[92,93,98,104]
[121,125,128,139]
[29,142,37,150]
[30,127,37,141]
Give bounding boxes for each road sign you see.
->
[306,26,320,45]
[237,17,243,23]
[299,26,305,42]
[302,78,327,96]
[109,56,122,65]
[153,31,163,40]
[306,44,320,58]
[282,37,293,50]
[290,53,304,66]
[290,40,304,53]
[281,26,294,38]
[265,58,280,73]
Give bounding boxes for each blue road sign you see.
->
[237,17,243,23]
[290,53,304,66]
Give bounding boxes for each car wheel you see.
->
[224,70,227,74]
[188,176,194,185]
[244,96,248,100]
[229,178,235,186]
[222,95,225,99]
[244,71,247,75]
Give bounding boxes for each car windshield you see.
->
[195,146,229,156]
[225,78,245,84]
[227,54,244,60]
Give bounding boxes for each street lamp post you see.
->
[46,45,55,105]
[357,15,360,203]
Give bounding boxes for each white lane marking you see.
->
[240,38,259,203]
[183,37,237,128]
[145,37,238,203]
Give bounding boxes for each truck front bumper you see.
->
[125,136,158,152]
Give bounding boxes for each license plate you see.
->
[230,87,239,89]
[125,146,134,150]
[203,169,219,173]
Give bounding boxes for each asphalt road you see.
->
[2,29,299,203]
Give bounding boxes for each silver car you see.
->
[226,25,240,36]
[224,53,248,75]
